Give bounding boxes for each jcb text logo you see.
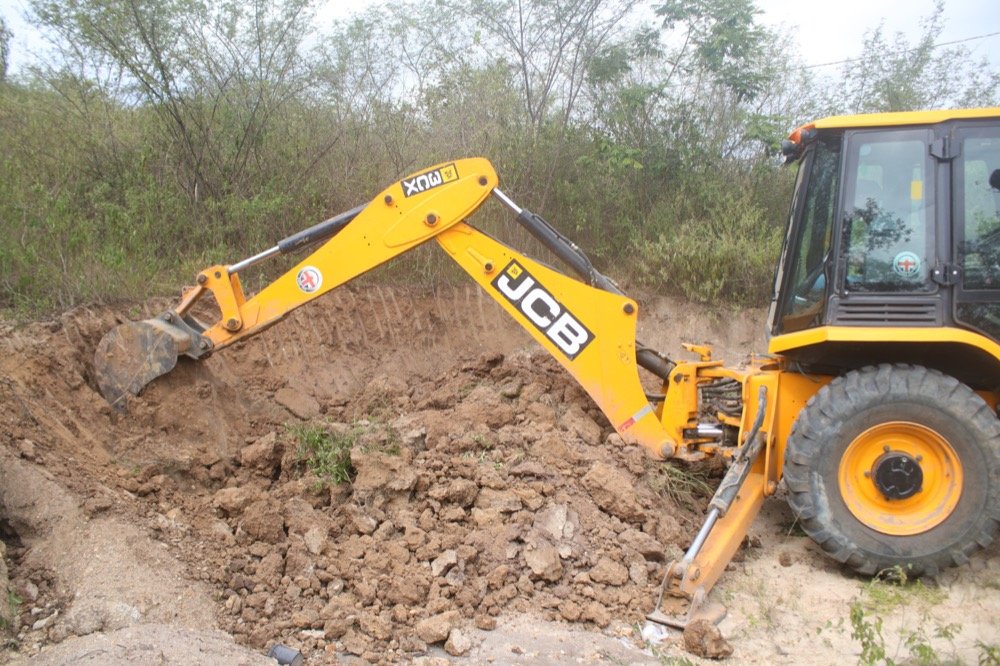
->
[492,261,594,360]
[401,163,459,197]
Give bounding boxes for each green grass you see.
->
[290,422,358,487]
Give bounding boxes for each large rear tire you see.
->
[784,364,1000,576]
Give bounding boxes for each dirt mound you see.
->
[0,287,761,663]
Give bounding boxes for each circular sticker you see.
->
[893,251,921,278]
[296,266,323,293]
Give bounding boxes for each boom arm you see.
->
[95,158,677,459]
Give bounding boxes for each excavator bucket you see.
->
[93,313,210,408]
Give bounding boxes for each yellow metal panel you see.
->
[768,325,1000,363]
[790,107,1000,138]
[203,158,498,346]
[771,370,833,479]
[436,223,676,459]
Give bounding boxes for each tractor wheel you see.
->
[784,364,1000,577]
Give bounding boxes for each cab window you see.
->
[777,139,839,333]
[841,130,934,293]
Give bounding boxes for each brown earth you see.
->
[0,286,997,665]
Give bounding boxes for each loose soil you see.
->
[0,286,997,665]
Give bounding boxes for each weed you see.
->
[858,566,945,614]
[290,422,357,487]
[647,462,713,511]
[649,647,696,666]
[978,641,1000,666]
[0,591,22,630]
[471,432,494,450]
[850,602,890,666]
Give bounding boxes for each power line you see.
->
[803,30,1000,69]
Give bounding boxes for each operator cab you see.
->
[767,108,1000,389]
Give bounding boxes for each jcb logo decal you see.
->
[492,261,594,360]
[401,163,459,197]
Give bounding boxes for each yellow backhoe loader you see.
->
[94,108,1000,628]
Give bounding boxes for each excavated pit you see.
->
[7,286,995,664]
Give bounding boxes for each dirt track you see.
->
[1,286,998,665]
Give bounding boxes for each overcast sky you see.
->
[2,0,998,74]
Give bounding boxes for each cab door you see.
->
[953,123,1000,344]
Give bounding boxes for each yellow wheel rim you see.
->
[838,421,963,536]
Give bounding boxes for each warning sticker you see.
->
[296,266,323,293]
[893,251,921,278]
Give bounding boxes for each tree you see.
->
[0,14,11,82]
[835,0,1000,113]
[28,0,320,199]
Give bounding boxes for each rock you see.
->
[475,614,497,631]
[533,503,575,541]
[559,404,602,444]
[582,462,645,522]
[628,561,648,586]
[499,378,522,399]
[581,602,610,628]
[509,461,548,478]
[558,600,582,621]
[352,451,417,496]
[683,619,733,659]
[385,574,430,606]
[415,610,461,644]
[589,556,628,586]
[620,528,664,561]
[304,526,327,555]
[291,608,319,628]
[429,479,479,507]
[445,628,472,656]
[275,387,321,419]
[212,487,254,515]
[240,432,279,469]
[431,550,458,577]
[475,489,522,513]
[341,629,367,655]
[359,614,392,641]
[343,504,377,535]
[523,539,563,582]
[18,439,36,459]
[240,500,286,543]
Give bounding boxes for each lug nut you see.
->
[426,213,438,226]
[197,274,208,285]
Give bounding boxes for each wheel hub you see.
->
[870,450,923,500]
[838,421,962,536]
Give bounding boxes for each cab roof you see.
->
[788,107,1000,142]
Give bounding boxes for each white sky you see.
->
[2,0,998,74]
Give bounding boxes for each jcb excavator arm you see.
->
[96,158,677,457]
[94,157,781,628]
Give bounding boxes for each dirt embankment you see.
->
[1,286,997,665]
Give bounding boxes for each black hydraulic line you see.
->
[514,209,622,295]
[708,386,768,516]
[277,204,367,254]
